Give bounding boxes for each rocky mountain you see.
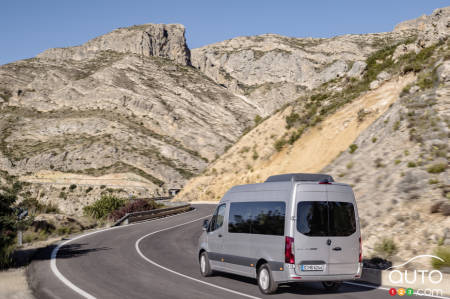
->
[191,7,449,116]
[191,30,416,115]
[0,24,256,213]
[0,6,448,225]
[177,7,449,261]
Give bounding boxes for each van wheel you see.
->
[199,252,213,277]
[257,264,278,294]
[322,281,342,291]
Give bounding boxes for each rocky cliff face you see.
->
[38,23,191,65]
[191,7,449,116]
[395,6,449,47]
[191,31,417,115]
[0,25,256,212]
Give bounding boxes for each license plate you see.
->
[301,264,325,271]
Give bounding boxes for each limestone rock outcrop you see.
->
[38,23,191,65]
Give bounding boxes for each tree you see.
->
[0,188,17,268]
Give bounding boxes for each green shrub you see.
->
[56,226,73,236]
[400,43,438,74]
[288,127,305,145]
[416,72,434,90]
[252,150,259,160]
[0,190,17,268]
[346,162,354,169]
[401,84,411,95]
[432,246,450,269]
[427,163,446,174]
[394,159,401,165]
[428,178,439,185]
[274,138,287,152]
[59,191,67,199]
[407,161,417,168]
[85,186,93,193]
[393,121,400,131]
[365,44,396,82]
[69,184,77,191]
[83,195,125,219]
[372,137,377,143]
[254,115,263,126]
[349,144,358,154]
[374,238,398,258]
[310,93,328,102]
[285,112,300,129]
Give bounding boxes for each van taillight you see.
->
[359,237,362,263]
[285,236,295,264]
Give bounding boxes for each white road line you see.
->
[50,208,197,299]
[135,217,262,299]
[344,281,450,299]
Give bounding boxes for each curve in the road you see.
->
[49,209,198,299]
[33,204,441,299]
[135,216,261,299]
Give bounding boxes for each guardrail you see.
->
[113,203,192,226]
[149,196,172,201]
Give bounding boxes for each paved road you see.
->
[28,204,433,299]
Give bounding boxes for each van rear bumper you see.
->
[273,263,362,283]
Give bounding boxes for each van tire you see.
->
[322,281,342,291]
[257,264,278,294]
[199,252,213,277]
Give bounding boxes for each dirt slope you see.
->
[177,74,415,202]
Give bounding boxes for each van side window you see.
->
[208,204,226,232]
[228,202,285,236]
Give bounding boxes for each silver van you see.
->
[198,173,362,294]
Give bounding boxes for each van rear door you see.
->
[326,184,359,275]
[294,185,329,276]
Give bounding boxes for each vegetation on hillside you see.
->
[109,198,162,221]
[83,195,163,221]
[274,39,445,151]
[0,185,19,267]
[83,195,126,219]
[432,246,450,269]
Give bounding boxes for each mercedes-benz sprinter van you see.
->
[198,173,362,294]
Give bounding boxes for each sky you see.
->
[0,0,448,65]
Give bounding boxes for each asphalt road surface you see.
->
[28,204,435,299]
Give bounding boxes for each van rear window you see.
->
[228,201,285,236]
[297,201,356,237]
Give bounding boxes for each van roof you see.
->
[265,173,334,183]
[227,180,350,194]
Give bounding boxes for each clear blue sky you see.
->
[0,0,448,65]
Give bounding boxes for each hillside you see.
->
[322,60,450,260]
[177,7,450,261]
[0,5,447,251]
[191,30,417,115]
[177,74,415,201]
[0,24,256,214]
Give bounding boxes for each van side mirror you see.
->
[202,219,209,231]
